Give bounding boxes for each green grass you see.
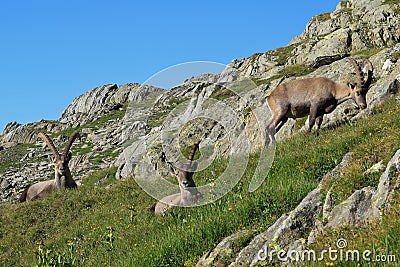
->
[266,45,296,66]
[383,0,400,4]
[0,143,35,174]
[310,12,331,24]
[351,47,385,59]
[209,85,237,101]
[279,64,314,77]
[311,191,400,266]
[88,149,121,171]
[1,96,400,266]
[244,45,297,81]
[53,104,127,138]
[254,63,314,86]
[146,97,190,130]
[393,51,400,61]
[249,52,263,63]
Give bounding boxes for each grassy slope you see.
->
[0,96,399,266]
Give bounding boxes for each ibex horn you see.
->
[62,132,81,157]
[38,132,61,160]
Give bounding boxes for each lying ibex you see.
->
[150,143,202,216]
[266,58,373,141]
[19,132,80,202]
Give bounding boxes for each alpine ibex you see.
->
[266,58,373,141]
[150,143,202,216]
[19,132,80,202]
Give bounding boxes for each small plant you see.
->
[310,12,332,24]
[103,226,115,251]
[209,85,237,100]
[351,47,385,58]
[0,143,33,174]
[35,242,54,267]
[266,45,296,66]
[383,0,400,4]
[1,92,400,267]
[278,64,314,77]
[35,240,81,267]
[392,51,400,61]
[253,63,314,87]
[66,240,79,266]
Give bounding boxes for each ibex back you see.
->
[266,58,373,142]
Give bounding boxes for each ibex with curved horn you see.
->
[266,58,373,141]
[19,132,80,202]
[150,143,202,216]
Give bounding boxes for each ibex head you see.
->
[174,143,200,192]
[38,132,80,177]
[348,58,374,110]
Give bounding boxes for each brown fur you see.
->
[149,202,157,213]
[19,132,80,202]
[18,187,29,202]
[151,143,202,216]
[266,58,373,141]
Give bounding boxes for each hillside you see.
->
[1,0,400,266]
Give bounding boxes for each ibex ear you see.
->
[48,154,56,164]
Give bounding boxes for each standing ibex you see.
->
[19,132,80,202]
[150,143,202,216]
[266,58,373,141]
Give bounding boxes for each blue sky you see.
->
[0,0,339,132]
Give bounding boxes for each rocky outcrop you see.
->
[197,152,353,267]
[0,81,165,202]
[1,0,399,193]
[0,0,399,223]
[117,41,400,180]
[0,120,66,147]
[115,72,272,180]
[60,84,119,126]
[324,149,400,228]
[197,149,400,266]
[0,123,126,203]
[288,0,400,65]
[0,122,37,147]
[197,230,253,267]
[60,83,163,127]
[218,0,400,80]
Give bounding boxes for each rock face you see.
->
[0,2,399,266]
[197,149,400,266]
[0,82,164,202]
[60,83,163,127]
[325,149,400,228]
[116,74,271,181]
[289,0,400,65]
[116,45,400,180]
[5,0,395,190]
[60,84,119,126]
[0,120,67,148]
[0,0,399,247]
[217,0,400,81]
[1,122,37,146]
